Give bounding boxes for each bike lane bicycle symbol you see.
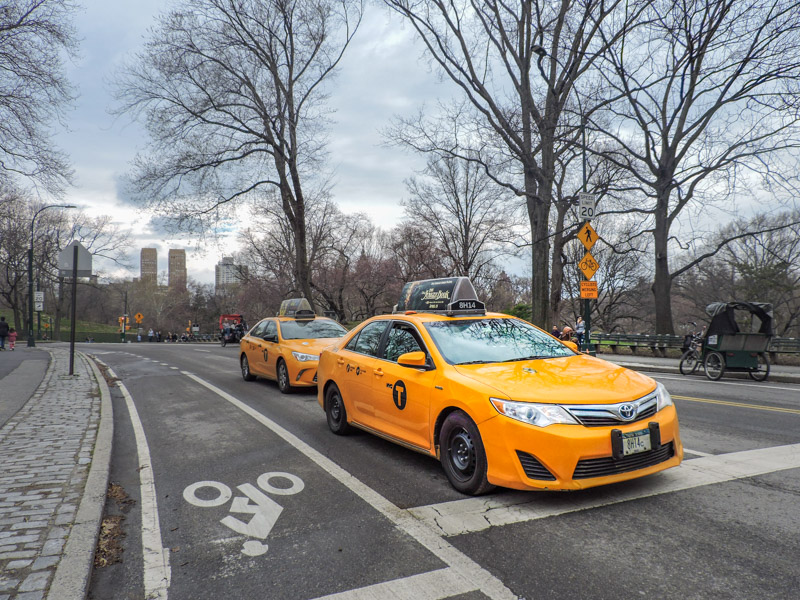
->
[183,471,304,557]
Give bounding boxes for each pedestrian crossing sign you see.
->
[577,222,597,251]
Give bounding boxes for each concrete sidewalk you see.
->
[597,351,800,384]
[0,346,112,600]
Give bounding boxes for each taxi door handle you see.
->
[337,358,345,366]
[373,368,384,377]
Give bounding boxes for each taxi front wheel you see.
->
[440,411,494,496]
[277,359,293,394]
[325,384,351,435]
[241,355,256,381]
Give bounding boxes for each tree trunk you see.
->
[526,168,551,328]
[549,200,572,327]
[652,187,675,334]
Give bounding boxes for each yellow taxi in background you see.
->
[240,299,347,393]
[317,278,682,495]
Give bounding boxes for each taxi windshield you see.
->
[279,319,347,340]
[424,318,574,365]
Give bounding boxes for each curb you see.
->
[611,361,800,385]
[47,352,114,600]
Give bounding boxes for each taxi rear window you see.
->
[424,318,573,365]
[278,318,346,340]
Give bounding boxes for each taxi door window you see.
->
[383,323,425,363]
[263,321,278,342]
[350,321,389,356]
[250,320,268,338]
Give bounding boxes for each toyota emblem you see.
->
[618,403,637,420]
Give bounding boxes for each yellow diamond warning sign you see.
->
[577,222,598,251]
[580,281,598,299]
[579,252,599,280]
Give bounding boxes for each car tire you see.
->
[679,350,699,375]
[748,352,770,382]
[325,384,351,435]
[704,351,725,381]
[276,359,293,394]
[439,411,495,496]
[220,337,226,347]
[241,355,256,381]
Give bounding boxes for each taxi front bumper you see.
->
[288,362,319,387]
[479,404,683,491]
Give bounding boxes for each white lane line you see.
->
[644,373,799,393]
[170,367,179,370]
[194,349,211,353]
[106,366,171,598]
[684,448,713,457]
[181,371,515,600]
[408,442,800,537]
[160,363,169,366]
[313,567,474,600]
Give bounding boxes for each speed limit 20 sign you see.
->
[578,193,596,220]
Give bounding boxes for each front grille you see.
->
[563,392,659,427]
[516,451,556,481]
[572,442,674,479]
[575,404,658,426]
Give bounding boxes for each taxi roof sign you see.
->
[394,277,486,316]
[278,298,315,319]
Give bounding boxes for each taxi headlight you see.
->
[656,382,673,411]
[291,351,319,362]
[490,398,579,427]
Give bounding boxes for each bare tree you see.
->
[384,0,646,328]
[115,0,364,308]
[0,0,77,194]
[598,0,800,333]
[403,153,517,287]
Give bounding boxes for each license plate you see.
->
[622,429,652,456]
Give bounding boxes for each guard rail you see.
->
[591,333,800,360]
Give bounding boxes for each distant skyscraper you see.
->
[215,256,246,293]
[140,248,157,284]
[168,249,187,290]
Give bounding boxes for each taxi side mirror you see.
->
[562,340,579,352]
[263,334,278,343]
[397,351,431,369]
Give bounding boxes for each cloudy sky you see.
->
[56,1,444,285]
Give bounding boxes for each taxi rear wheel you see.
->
[440,411,494,496]
[241,355,256,381]
[325,384,351,435]
[277,359,293,394]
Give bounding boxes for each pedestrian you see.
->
[560,326,573,341]
[8,328,17,350]
[0,316,8,350]
[575,317,585,348]
[148,328,154,342]
[156,331,162,343]
[551,325,561,339]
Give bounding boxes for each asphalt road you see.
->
[86,343,800,600]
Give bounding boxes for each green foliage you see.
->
[504,303,532,322]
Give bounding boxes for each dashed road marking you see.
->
[105,365,171,599]
[182,371,515,600]
[407,442,800,537]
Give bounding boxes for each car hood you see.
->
[453,354,656,404]
[282,337,341,355]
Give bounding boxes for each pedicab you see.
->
[700,302,773,381]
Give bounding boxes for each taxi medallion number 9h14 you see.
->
[317,278,682,495]
[240,299,347,394]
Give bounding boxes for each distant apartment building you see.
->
[215,256,247,294]
[140,248,157,284]
[168,249,187,290]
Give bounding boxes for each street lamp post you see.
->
[531,44,593,352]
[28,204,77,347]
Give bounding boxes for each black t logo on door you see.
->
[392,380,407,410]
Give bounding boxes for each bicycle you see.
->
[679,329,703,375]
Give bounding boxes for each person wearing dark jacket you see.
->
[0,316,9,350]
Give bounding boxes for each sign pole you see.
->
[69,245,78,376]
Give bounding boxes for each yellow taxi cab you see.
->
[240,299,347,393]
[317,278,682,495]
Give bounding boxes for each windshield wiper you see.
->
[455,359,496,365]
[504,355,550,362]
